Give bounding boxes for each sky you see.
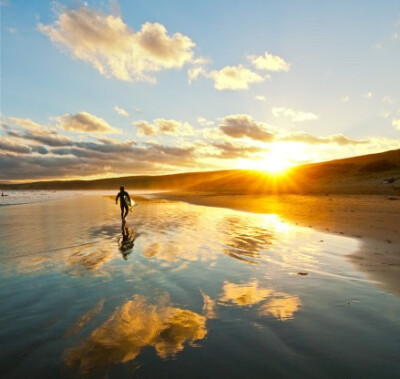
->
[1,0,400,182]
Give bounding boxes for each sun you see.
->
[237,143,303,174]
[262,152,292,173]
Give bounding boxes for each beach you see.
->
[1,192,400,378]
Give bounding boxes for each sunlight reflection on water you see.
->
[0,195,399,378]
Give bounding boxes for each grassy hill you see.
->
[1,149,400,195]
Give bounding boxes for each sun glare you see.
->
[238,143,302,174]
[262,151,292,173]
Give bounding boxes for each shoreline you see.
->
[151,192,400,296]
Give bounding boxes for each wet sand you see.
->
[1,194,400,377]
[153,192,400,296]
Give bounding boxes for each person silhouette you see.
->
[115,186,131,220]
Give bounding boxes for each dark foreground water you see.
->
[0,195,399,378]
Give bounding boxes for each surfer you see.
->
[115,186,131,220]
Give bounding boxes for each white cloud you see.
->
[393,119,400,130]
[182,122,195,135]
[188,66,207,83]
[341,96,349,102]
[7,27,17,34]
[197,117,214,126]
[114,106,129,117]
[271,107,318,122]
[255,95,266,102]
[208,65,267,90]
[363,91,373,99]
[56,112,119,133]
[187,57,210,83]
[382,96,394,104]
[38,6,195,82]
[248,52,290,72]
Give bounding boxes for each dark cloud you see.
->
[0,139,31,154]
[211,142,265,159]
[31,146,49,154]
[1,112,392,182]
[5,127,73,147]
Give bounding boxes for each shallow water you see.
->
[0,195,399,378]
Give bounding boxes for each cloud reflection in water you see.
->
[64,295,207,376]
[220,280,301,321]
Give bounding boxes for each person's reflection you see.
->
[119,220,137,260]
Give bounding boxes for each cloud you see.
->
[341,96,350,102]
[211,141,265,159]
[0,135,199,181]
[134,118,194,136]
[8,117,43,130]
[363,91,373,99]
[208,65,267,90]
[271,107,318,122]
[280,132,368,145]
[38,6,195,82]
[382,96,394,104]
[219,114,274,142]
[187,56,210,83]
[248,52,290,72]
[56,112,119,133]
[114,106,129,117]
[7,27,17,34]
[393,119,400,130]
[7,117,74,146]
[188,66,207,83]
[197,117,214,126]
[134,120,157,136]
[255,95,266,102]
[143,141,196,158]
[154,118,181,134]
[217,114,364,146]
[0,139,31,154]
[2,111,399,182]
